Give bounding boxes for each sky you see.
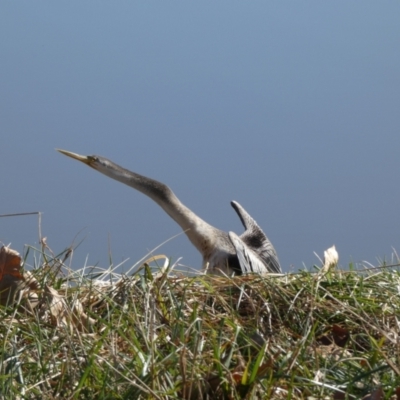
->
[1,2,400,274]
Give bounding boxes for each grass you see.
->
[1,243,400,399]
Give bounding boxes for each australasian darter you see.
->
[57,149,282,275]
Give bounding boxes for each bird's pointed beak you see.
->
[56,149,93,166]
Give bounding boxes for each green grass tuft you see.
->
[1,245,400,399]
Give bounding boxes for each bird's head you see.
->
[57,149,109,171]
[57,149,133,184]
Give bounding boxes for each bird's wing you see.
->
[230,201,256,230]
[229,232,270,274]
[231,201,282,273]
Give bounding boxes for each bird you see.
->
[57,149,282,275]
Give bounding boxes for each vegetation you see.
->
[1,243,400,399]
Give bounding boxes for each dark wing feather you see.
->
[230,201,282,273]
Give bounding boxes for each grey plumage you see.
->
[57,149,282,275]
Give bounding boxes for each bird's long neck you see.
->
[97,161,223,256]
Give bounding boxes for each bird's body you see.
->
[57,149,282,275]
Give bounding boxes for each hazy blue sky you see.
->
[1,2,399,273]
